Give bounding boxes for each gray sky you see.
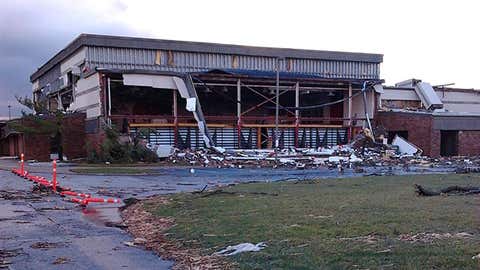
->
[1,0,479,117]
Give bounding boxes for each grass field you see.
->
[70,167,157,174]
[145,174,480,269]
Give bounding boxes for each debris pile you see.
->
[160,130,480,172]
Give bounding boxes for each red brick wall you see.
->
[375,112,439,157]
[430,130,441,158]
[5,113,87,161]
[24,134,50,161]
[61,113,87,160]
[458,131,480,156]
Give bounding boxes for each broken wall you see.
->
[375,111,440,157]
[69,73,101,119]
[382,87,480,113]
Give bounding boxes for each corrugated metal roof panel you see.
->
[85,47,380,80]
[31,34,383,82]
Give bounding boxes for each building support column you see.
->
[294,82,300,148]
[173,89,178,147]
[107,77,112,126]
[237,79,242,148]
[348,83,353,141]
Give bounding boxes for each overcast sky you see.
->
[1,0,479,117]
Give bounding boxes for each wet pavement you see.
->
[0,161,457,269]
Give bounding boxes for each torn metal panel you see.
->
[373,84,384,94]
[123,74,176,89]
[392,135,422,155]
[186,98,197,112]
[172,77,190,98]
[414,82,443,110]
[173,74,213,148]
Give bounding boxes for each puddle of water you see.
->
[81,205,123,226]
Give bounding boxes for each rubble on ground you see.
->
[158,131,480,172]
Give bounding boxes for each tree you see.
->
[15,95,47,115]
[11,94,64,160]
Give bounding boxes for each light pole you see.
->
[8,104,11,120]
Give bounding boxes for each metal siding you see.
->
[434,117,480,130]
[85,46,380,79]
[38,65,62,94]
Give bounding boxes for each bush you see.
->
[87,126,158,164]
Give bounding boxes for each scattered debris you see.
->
[148,129,480,174]
[0,249,23,268]
[123,241,136,247]
[37,206,68,211]
[120,197,140,210]
[306,214,333,219]
[0,190,40,201]
[339,233,378,244]
[52,257,70,264]
[121,197,231,269]
[397,232,472,243]
[104,221,128,229]
[133,237,147,245]
[414,184,480,196]
[192,185,208,194]
[30,242,63,249]
[214,242,267,256]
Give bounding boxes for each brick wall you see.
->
[458,130,480,156]
[375,112,438,157]
[61,113,87,160]
[24,134,50,161]
[5,113,87,161]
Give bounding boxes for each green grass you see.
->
[70,167,157,174]
[145,174,480,269]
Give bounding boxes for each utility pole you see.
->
[275,58,281,162]
[8,104,11,120]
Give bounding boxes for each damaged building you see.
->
[377,79,480,157]
[27,34,383,155]
[3,34,477,161]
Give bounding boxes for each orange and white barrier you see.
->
[12,153,121,207]
[60,191,91,198]
[69,197,121,206]
[20,153,24,175]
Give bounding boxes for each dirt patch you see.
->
[121,196,232,270]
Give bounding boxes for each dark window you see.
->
[440,130,458,157]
